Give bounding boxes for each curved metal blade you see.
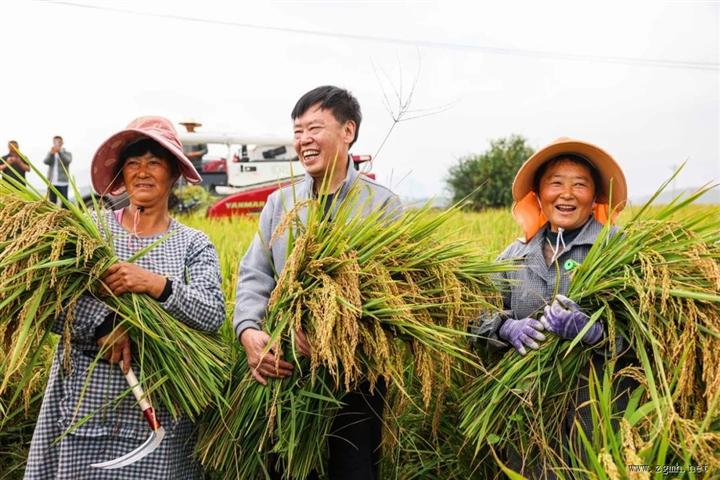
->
[90,427,166,469]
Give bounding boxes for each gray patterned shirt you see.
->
[474,218,614,348]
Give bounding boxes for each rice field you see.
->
[2,201,719,479]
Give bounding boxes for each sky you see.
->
[1,0,718,202]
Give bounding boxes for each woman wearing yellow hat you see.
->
[473,137,633,476]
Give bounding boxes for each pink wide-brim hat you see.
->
[91,116,202,195]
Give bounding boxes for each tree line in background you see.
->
[446,134,534,210]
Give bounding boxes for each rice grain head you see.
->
[598,449,621,480]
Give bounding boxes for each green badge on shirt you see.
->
[564,259,580,271]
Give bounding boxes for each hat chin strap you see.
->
[513,191,614,242]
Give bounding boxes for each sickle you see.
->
[90,362,165,469]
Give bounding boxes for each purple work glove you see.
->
[540,294,604,344]
[498,317,546,356]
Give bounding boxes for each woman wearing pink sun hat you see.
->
[25,116,224,479]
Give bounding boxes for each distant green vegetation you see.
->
[446,135,534,210]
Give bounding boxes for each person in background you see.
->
[1,140,30,186]
[179,119,208,172]
[43,135,72,206]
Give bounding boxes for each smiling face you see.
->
[292,104,356,181]
[537,158,597,232]
[121,152,177,208]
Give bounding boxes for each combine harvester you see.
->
[178,131,372,218]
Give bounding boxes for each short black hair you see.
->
[116,138,180,178]
[53,135,63,141]
[291,85,362,147]
[8,140,18,147]
[533,154,603,197]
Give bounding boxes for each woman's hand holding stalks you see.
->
[540,294,604,344]
[499,317,547,356]
[94,262,169,375]
[101,262,167,299]
[96,324,132,374]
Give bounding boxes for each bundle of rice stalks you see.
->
[567,367,719,480]
[380,362,493,480]
[0,395,42,480]
[197,184,508,479]
[0,162,228,421]
[0,338,54,480]
[460,170,720,477]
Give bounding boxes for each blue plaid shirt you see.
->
[25,210,225,480]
